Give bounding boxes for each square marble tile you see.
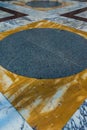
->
[0,92,33,130]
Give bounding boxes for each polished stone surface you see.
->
[0,1,48,32]
[63,99,87,130]
[0,1,87,32]
[76,11,87,18]
[0,10,13,18]
[0,92,33,130]
[61,7,87,22]
[0,28,87,78]
[0,0,87,130]
[26,1,61,8]
[0,7,27,23]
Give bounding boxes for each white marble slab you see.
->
[63,99,87,130]
[76,11,87,18]
[0,1,87,33]
[0,1,48,32]
[0,10,13,18]
[45,1,87,32]
[0,92,33,130]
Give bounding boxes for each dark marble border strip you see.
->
[0,7,27,22]
[61,7,87,22]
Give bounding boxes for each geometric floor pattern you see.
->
[1,28,87,79]
[0,0,87,130]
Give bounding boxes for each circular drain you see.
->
[26,1,62,8]
[0,28,87,79]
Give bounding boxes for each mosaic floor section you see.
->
[0,0,87,130]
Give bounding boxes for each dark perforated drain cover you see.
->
[26,1,61,8]
[0,28,87,79]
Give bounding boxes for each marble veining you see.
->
[0,1,48,32]
[63,99,87,130]
[0,10,13,18]
[0,92,33,130]
[0,1,87,32]
[76,10,87,18]
[0,65,86,130]
[45,1,87,32]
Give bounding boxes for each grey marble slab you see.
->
[0,92,33,130]
[0,10,13,18]
[0,1,47,32]
[45,1,87,32]
[0,1,87,33]
[76,11,87,18]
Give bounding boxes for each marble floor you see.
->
[0,0,87,130]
